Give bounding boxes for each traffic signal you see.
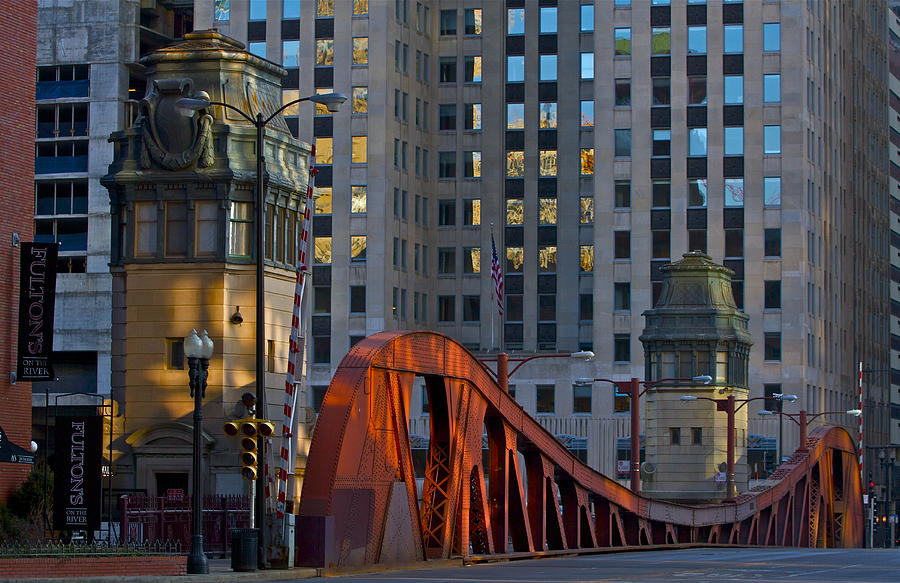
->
[223,418,276,481]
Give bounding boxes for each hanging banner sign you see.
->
[53,416,103,531]
[0,426,34,464]
[17,242,58,381]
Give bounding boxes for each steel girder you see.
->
[296,331,863,568]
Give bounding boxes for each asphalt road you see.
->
[291,548,900,583]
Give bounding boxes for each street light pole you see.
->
[185,329,214,575]
[480,350,595,394]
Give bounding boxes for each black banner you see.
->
[53,416,102,531]
[17,242,58,381]
[0,426,34,464]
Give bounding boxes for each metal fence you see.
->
[0,540,183,558]
[119,495,249,554]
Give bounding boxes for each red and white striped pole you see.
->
[858,361,864,490]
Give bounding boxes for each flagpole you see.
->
[490,223,495,351]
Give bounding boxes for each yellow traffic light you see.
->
[257,420,275,438]
[223,420,240,437]
[222,418,274,481]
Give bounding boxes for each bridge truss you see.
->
[297,331,863,568]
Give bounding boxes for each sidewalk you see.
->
[0,559,318,583]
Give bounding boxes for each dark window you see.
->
[670,427,681,445]
[462,295,480,321]
[438,151,456,178]
[438,247,456,274]
[652,77,670,105]
[573,384,592,414]
[438,295,455,321]
[438,199,456,225]
[506,295,524,321]
[652,129,671,157]
[314,286,331,313]
[764,228,781,257]
[614,231,631,259]
[724,228,743,258]
[538,294,556,321]
[764,333,782,361]
[166,339,184,370]
[688,229,707,253]
[421,386,430,414]
[692,427,702,445]
[439,103,456,130]
[652,230,670,259]
[652,181,671,207]
[579,293,593,320]
[615,181,631,207]
[614,334,630,362]
[439,57,456,82]
[764,383,783,412]
[614,282,630,310]
[312,385,328,412]
[313,336,330,363]
[614,129,631,157]
[764,280,781,309]
[536,384,555,413]
[615,79,631,106]
[688,77,707,105]
[439,9,456,35]
[350,285,366,313]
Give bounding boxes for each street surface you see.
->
[284,548,900,583]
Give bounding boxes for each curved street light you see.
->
[757,408,861,454]
[478,350,595,393]
[176,91,346,568]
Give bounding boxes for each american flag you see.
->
[490,232,504,317]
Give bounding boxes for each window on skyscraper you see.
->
[465,9,482,35]
[354,0,368,16]
[614,283,631,311]
[507,151,525,177]
[763,23,781,52]
[652,182,671,207]
[764,228,782,257]
[764,125,781,154]
[314,237,332,264]
[580,246,594,272]
[506,247,524,272]
[764,281,781,309]
[351,136,367,163]
[538,246,557,272]
[724,229,743,258]
[724,178,744,207]
[507,103,525,129]
[580,53,594,79]
[688,26,706,54]
[614,335,631,362]
[764,333,782,361]
[249,42,266,59]
[351,186,367,213]
[615,28,631,55]
[539,150,557,176]
[315,187,332,214]
[317,0,334,17]
[249,0,265,20]
[764,74,781,102]
[506,199,524,225]
[540,7,557,33]
[615,79,631,106]
[688,128,707,156]
[462,296,480,321]
[464,55,482,82]
[352,87,368,113]
[438,296,455,321]
[539,198,557,224]
[580,148,594,175]
[463,247,480,274]
[439,103,456,130]
[614,129,631,157]
[314,288,330,314]
[687,179,707,207]
[581,100,595,126]
[439,152,456,178]
[352,37,368,65]
[724,25,743,53]
[351,236,367,262]
[724,127,743,156]
[724,75,743,104]
[438,199,456,225]
[439,9,456,35]
[438,247,456,274]
[536,385,555,414]
[580,5,594,32]
[282,41,300,68]
[464,151,481,178]
[614,231,630,259]
[652,231,670,259]
[316,138,333,164]
[615,181,631,208]
[652,78,671,105]
[539,102,558,128]
[688,77,707,105]
[439,57,456,82]
[507,8,524,34]
[316,39,333,65]
[580,197,594,223]
[508,56,525,82]
[652,130,671,157]
[540,55,558,81]
[463,199,481,225]
[465,103,481,130]
[764,177,781,206]
[651,28,671,55]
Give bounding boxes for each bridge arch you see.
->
[297,331,863,568]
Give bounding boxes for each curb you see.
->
[0,567,319,583]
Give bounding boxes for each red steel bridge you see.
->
[297,331,863,568]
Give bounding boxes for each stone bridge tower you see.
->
[102,30,312,510]
[639,252,752,502]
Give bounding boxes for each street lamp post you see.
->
[575,375,712,493]
[682,393,798,499]
[757,408,861,454]
[185,329,214,575]
[176,91,346,567]
[479,350,595,393]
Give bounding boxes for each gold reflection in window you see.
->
[316,39,334,65]
[316,137,334,164]
[507,104,524,129]
[469,9,482,34]
[317,0,334,17]
[353,0,367,15]
[352,87,368,113]
[351,235,367,260]
[468,151,481,177]
[470,56,482,82]
[315,187,332,214]
[351,186,367,213]
[580,196,594,224]
[506,246,524,272]
[506,199,524,225]
[538,246,558,272]
[507,151,524,177]
[352,37,368,64]
[282,89,300,116]
[314,236,332,264]
[469,199,481,225]
[580,245,594,272]
[539,150,557,176]
[539,198,557,224]
[469,103,482,129]
[315,88,334,115]
[539,102,557,128]
[466,247,481,273]
[352,136,367,163]
[580,148,594,175]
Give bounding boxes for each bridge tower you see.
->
[640,252,752,502]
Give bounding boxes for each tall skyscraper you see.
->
[191,0,892,477]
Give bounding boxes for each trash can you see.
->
[231,528,259,572]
